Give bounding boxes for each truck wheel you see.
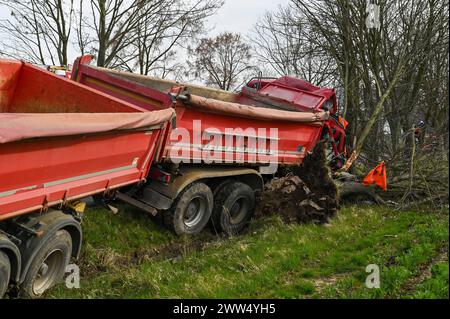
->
[19,230,72,298]
[212,182,255,236]
[0,251,10,298]
[164,182,213,235]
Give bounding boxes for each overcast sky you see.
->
[0,0,287,65]
[0,0,287,36]
[207,0,286,36]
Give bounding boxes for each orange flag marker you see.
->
[338,116,349,129]
[362,161,387,191]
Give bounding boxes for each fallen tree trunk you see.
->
[336,181,386,205]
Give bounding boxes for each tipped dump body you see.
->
[71,59,339,166]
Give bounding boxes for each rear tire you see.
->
[19,230,72,299]
[164,183,213,235]
[0,251,10,298]
[212,182,255,236]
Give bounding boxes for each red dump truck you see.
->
[0,56,346,298]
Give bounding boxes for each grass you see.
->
[48,203,449,299]
[411,263,449,298]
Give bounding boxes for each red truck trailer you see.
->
[71,56,346,235]
[0,59,175,298]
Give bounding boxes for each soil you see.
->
[256,142,339,224]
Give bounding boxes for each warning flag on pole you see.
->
[362,161,387,191]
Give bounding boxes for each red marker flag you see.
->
[362,161,387,191]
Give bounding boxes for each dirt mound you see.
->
[257,143,339,224]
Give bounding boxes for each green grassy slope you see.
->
[49,204,449,299]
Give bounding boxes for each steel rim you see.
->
[184,196,206,228]
[32,249,64,295]
[229,197,248,224]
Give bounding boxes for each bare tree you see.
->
[78,0,223,68]
[0,0,223,78]
[189,32,256,91]
[251,6,336,86]
[252,0,448,204]
[77,0,148,67]
[112,0,223,76]
[281,0,449,162]
[250,0,448,204]
[0,0,74,65]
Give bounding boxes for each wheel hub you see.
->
[184,197,205,228]
[229,198,248,224]
[38,263,49,277]
[32,249,64,296]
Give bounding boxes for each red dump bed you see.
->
[0,59,174,220]
[71,57,341,167]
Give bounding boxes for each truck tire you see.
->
[19,230,72,298]
[0,251,10,298]
[164,182,213,235]
[211,182,255,236]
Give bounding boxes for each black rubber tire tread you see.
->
[0,250,10,298]
[164,182,213,235]
[19,229,72,299]
[212,182,255,236]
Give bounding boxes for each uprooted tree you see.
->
[253,0,449,206]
